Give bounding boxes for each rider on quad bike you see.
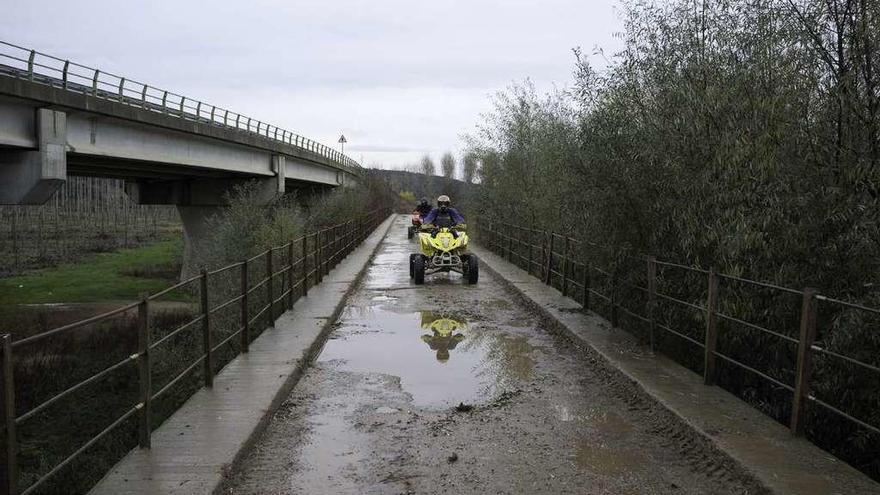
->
[422,195,466,233]
[408,197,433,239]
[414,197,432,218]
[409,195,478,285]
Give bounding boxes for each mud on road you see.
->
[222,216,764,495]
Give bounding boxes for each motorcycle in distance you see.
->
[409,226,479,285]
[407,212,422,239]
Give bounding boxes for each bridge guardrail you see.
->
[0,40,362,176]
[0,208,390,495]
[478,221,879,445]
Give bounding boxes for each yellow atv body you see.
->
[409,227,479,284]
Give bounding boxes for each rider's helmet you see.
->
[437,195,451,211]
[419,197,429,206]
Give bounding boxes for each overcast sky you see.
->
[2,0,624,171]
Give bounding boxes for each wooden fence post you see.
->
[200,268,213,388]
[562,237,571,297]
[704,268,719,385]
[544,233,554,285]
[526,229,533,276]
[1,334,18,495]
[791,288,818,436]
[313,233,320,286]
[266,250,274,327]
[137,296,152,448]
[581,263,590,309]
[317,232,324,283]
[240,261,249,353]
[302,236,309,297]
[646,256,657,351]
[325,229,331,276]
[506,224,513,262]
[287,241,295,309]
[610,265,619,328]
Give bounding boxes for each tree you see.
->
[462,0,880,478]
[462,152,478,183]
[440,152,456,179]
[420,155,435,176]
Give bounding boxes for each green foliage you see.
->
[0,237,183,305]
[467,0,880,479]
[202,173,398,268]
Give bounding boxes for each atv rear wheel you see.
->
[413,255,425,285]
[466,255,479,284]
[409,253,419,278]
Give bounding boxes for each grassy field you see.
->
[0,236,184,305]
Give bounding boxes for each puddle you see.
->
[318,308,535,408]
[574,441,645,475]
[369,294,399,302]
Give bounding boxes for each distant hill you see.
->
[371,169,476,210]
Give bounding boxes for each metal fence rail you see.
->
[0,40,362,176]
[478,220,880,441]
[0,209,389,495]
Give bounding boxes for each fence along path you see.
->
[478,221,879,467]
[0,208,389,495]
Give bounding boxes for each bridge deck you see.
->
[87,216,395,495]
[89,216,879,494]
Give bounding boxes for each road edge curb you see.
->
[216,214,397,492]
[472,244,779,494]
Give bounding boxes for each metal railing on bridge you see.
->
[0,209,389,495]
[479,221,879,445]
[0,40,362,176]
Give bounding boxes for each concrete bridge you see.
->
[0,41,362,270]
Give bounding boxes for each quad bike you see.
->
[409,226,479,285]
[407,212,422,239]
[419,312,466,363]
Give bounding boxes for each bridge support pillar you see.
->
[127,168,285,279]
[0,109,67,204]
[177,205,219,279]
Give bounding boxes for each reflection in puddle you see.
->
[420,312,466,363]
[318,307,535,408]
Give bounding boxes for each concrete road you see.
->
[222,216,760,495]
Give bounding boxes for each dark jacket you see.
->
[415,203,433,217]
[423,207,465,227]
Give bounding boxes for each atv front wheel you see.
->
[413,255,425,285]
[407,227,414,239]
[466,255,479,284]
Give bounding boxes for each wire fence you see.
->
[0,177,179,275]
[0,40,362,176]
[478,220,880,446]
[0,209,390,495]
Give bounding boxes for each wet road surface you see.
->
[223,216,760,495]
